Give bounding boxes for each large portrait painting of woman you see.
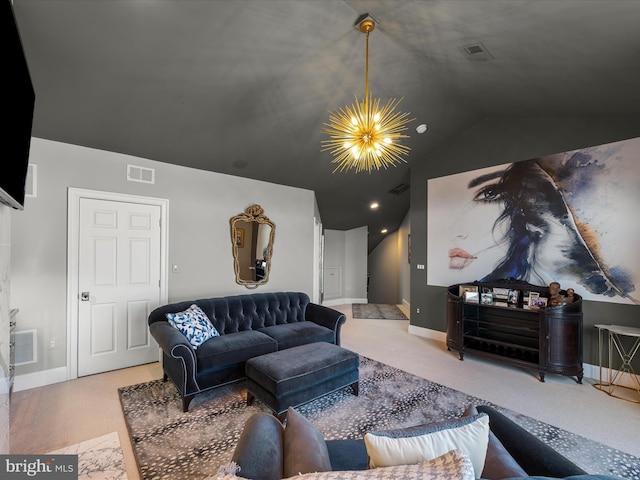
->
[427,136,640,305]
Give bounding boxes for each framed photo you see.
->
[508,289,520,306]
[529,293,547,309]
[480,292,493,305]
[459,284,478,298]
[235,228,245,248]
[492,287,510,301]
[464,291,479,303]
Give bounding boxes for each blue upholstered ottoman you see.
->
[245,342,359,420]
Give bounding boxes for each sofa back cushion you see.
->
[148,292,309,335]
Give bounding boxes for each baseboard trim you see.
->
[406,326,640,385]
[14,366,67,392]
[408,324,446,343]
[322,297,367,307]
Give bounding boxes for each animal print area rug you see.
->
[118,357,639,480]
[351,303,408,320]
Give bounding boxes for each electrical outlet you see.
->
[416,308,420,314]
[49,337,57,349]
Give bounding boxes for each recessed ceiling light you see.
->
[370,202,379,209]
[381,228,388,234]
[416,124,428,134]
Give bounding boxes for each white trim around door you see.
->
[67,188,169,381]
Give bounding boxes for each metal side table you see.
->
[594,324,640,403]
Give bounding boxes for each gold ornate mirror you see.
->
[230,204,275,289]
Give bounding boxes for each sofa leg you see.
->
[350,381,359,396]
[247,391,255,406]
[163,373,168,382]
[182,395,195,412]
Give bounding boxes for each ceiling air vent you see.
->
[459,42,493,61]
[389,183,410,195]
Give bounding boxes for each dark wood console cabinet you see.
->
[446,280,583,383]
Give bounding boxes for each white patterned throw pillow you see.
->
[280,449,474,480]
[166,304,219,349]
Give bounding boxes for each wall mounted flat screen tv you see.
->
[1,0,35,210]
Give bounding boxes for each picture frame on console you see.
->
[464,291,479,304]
[480,292,493,305]
[529,294,547,309]
[459,284,478,297]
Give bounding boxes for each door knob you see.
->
[81,292,90,301]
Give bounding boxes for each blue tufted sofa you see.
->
[148,292,346,411]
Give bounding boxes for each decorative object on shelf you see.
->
[549,281,564,306]
[564,288,575,304]
[446,279,583,383]
[230,204,275,289]
[321,13,415,173]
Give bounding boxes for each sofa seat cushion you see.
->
[196,330,277,373]
[259,322,334,349]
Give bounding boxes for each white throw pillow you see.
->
[282,449,474,480]
[364,413,489,478]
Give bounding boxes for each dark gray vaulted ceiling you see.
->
[12,0,640,251]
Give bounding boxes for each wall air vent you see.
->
[459,42,493,61]
[14,329,37,365]
[127,164,155,184]
[389,183,410,195]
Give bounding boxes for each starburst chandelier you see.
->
[322,14,415,174]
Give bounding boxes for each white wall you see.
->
[323,226,367,305]
[0,205,11,452]
[11,138,317,379]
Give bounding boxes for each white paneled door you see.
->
[77,198,161,376]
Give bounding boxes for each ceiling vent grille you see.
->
[389,183,410,195]
[460,42,493,61]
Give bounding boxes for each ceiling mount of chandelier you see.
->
[321,13,415,174]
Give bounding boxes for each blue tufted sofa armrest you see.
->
[305,303,347,346]
[149,321,198,391]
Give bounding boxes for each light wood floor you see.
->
[10,304,640,480]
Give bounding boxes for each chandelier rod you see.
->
[365,31,369,106]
